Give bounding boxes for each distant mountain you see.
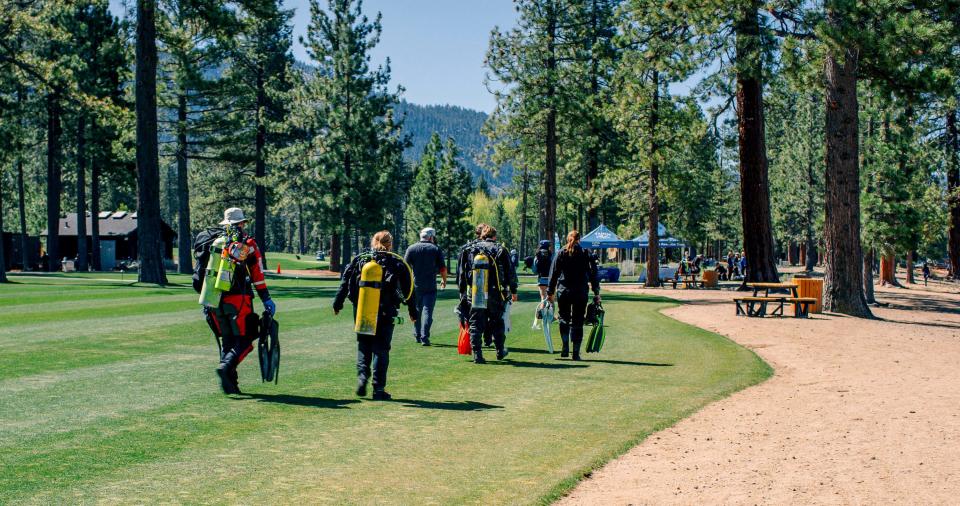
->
[395,101,512,189]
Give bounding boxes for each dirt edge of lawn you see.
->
[537,296,775,505]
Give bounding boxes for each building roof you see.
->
[41,212,176,238]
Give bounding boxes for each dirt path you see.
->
[559,283,960,505]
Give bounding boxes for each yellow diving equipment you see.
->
[213,243,237,292]
[471,252,490,309]
[355,258,384,335]
[199,236,227,307]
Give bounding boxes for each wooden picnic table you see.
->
[748,282,799,298]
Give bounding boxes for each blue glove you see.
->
[263,299,276,315]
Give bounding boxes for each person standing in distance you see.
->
[333,231,416,400]
[547,230,600,360]
[404,227,447,346]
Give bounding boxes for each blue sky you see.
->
[110,0,519,112]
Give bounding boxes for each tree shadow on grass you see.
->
[390,399,503,411]
[237,393,360,409]
[485,360,588,369]
[428,343,555,356]
[580,359,673,367]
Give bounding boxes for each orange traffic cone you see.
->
[276,263,281,275]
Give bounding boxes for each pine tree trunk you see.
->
[298,201,306,255]
[863,247,876,304]
[255,66,268,262]
[330,232,341,272]
[17,139,29,272]
[0,167,7,281]
[46,93,63,272]
[341,227,352,268]
[585,0,600,230]
[543,1,558,244]
[176,94,192,274]
[135,0,167,285]
[879,253,899,286]
[90,118,101,271]
[822,29,871,317]
[905,251,915,284]
[947,109,960,278]
[805,238,817,272]
[735,2,779,287]
[76,115,88,271]
[518,167,529,259]
[645,71,661,288]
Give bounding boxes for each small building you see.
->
[41,211,176,270]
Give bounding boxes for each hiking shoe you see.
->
[356,378,368,397]
[572,353,582,361]
[414,336,422,344]
[216,366,240,395]
[496,348,509,360]
[372,390,392,401]
[473,356,486,364]
[420,338,431,347]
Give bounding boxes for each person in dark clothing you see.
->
[533,240,553,300]
[457,223,519,363]
[404,227,447,346]
[922,262,931,286]
[547,230,600,360]
[202,208,276,395]
[716,261,728,281]
[333,231,416,400]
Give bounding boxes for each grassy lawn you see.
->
[0,273,770,505]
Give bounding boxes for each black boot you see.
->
[496,347,509,360]
[571,327,583,361]
[356,377,368,397]
[473,349,486,364]
[560,326,570,358]
[372,390,392,400]
[216,363,241,394]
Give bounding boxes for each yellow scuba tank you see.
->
[213,243,237,292]
[199,236,227,307]
[355,258,383,335]
[471,252,490,309]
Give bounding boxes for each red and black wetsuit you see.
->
[208,236,270,384]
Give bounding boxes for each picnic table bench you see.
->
[734,282,816,318]
[669,273,704,289]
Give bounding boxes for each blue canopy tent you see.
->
[633,223,686,263]
[579,225,636,282]
[580,224,636,249]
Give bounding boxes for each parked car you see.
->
[597,265,620,283]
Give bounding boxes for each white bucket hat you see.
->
[219,207,247,225]
[420,227,436,240]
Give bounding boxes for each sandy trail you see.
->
[560,282,960,505]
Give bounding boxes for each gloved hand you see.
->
[263,299,276,315]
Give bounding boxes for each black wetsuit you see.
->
[457,239,518,361]
[547,244,600,357]
[334,251,415,394]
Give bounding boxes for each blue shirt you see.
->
[404,240,446,293]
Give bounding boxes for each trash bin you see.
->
[794,278,823,314]
[702,269,718,288]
